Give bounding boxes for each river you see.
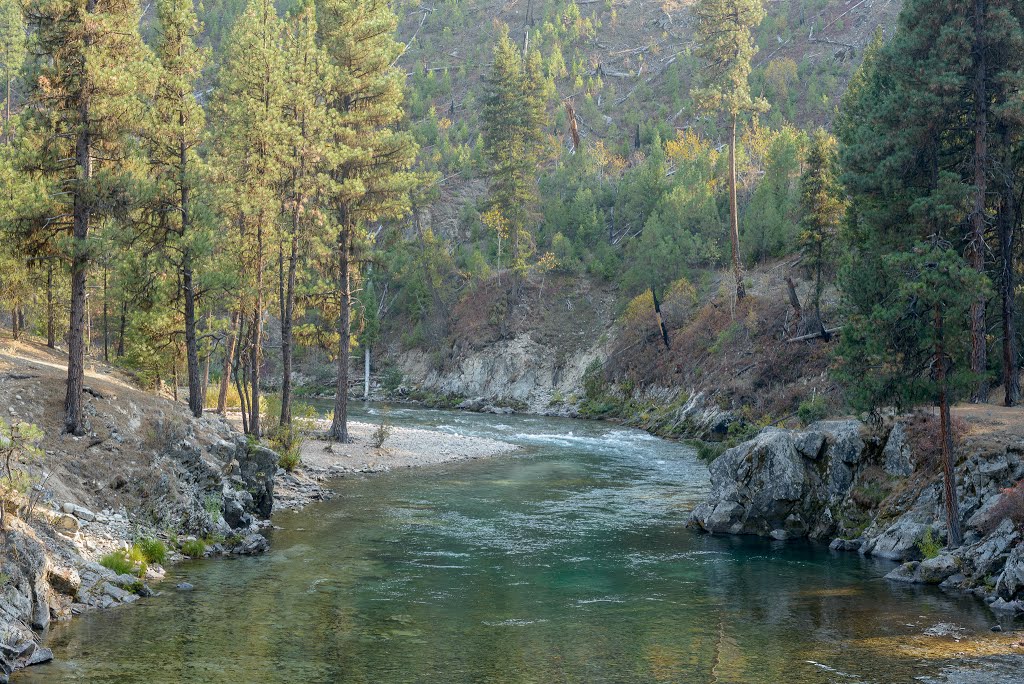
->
[16,406,1022,682]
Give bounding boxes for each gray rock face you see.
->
[689,422,865,539]
[236,445,277,519]
[882,423,914,476]
[995,543,1024,600]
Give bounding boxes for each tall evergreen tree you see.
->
[0,0,25,143]
[22,0,153,434]
[799,128,844,330]
[148,0,208,417]
[318,0,418,442]
[481,24,547,303]
[691,0,768,300]
[210,0,289,437]
[278,0,332,427]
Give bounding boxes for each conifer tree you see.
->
[318,0,418,442]
[278,0,332,427]
[481,24,547,303]
[149,0,208,417]
[691,0,768,300]
[799,129,843,330]
[0,0,25,143]
[22,0,153,434]
[210,0,289,437]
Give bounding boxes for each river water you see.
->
[17,406,1022,683]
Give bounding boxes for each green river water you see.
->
[16,406,1023,683]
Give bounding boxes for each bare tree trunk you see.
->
[968,0,989,403]
[10,308,18,340]
[65,3,95,435]
[935,304,964,548]
[280,223,299,427]
[46,263,55,349]
[249,218,265,437]
[728,113,746,301]
[102,267,109,362]
[181,130,202,417]
[117,299,126,357]
[330,222,351,442]
[999,152,1019,406]
[218,310,239,414]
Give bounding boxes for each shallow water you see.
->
[18,406,1023,683]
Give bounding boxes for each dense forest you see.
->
[1,0,1023,544]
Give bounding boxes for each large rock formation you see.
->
[689,418,1024,614]
[689,420,869,540]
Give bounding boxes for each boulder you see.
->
[231,533,270,556]
[863,521,932,561]
[236,445,278,519]
[221,487,254,529]
[918,554,959,584]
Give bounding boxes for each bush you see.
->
[797,395,829,425]
[904,411,969,473]
[180,539,207,558]
[205,382,240,410]
[135,537,167,565]
[382,367,404,394]
[981,479,1024,535]
[100,549,146,578]
[372,410,393,448]
[695,441,726,463]
[917,528,942,559]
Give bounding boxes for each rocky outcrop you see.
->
[689,420,869,540]
[689,417,1024,614]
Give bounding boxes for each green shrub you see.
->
[180,539,207,558]
[135,537,167,565]
[382,367,404,394]
[100,550,146,577]
[917,528,942,560]
[797,395,829,425]
[695,441,726,463]
[204,494,222,518]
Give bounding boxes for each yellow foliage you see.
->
[665,129,715,165]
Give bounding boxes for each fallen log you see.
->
[786,327,842,343]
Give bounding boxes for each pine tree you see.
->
[481,24,547,304]
[318,0,418,442]
[799,128,843,330]
[22,0,153,434]
[834,8,1013,548]
[210,0,289,437]
[0,0,25,143]
[691,0,768,300]
[278,0,332,427]
[148,0,208,417]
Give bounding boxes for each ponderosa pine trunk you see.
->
[280,218,299,427]
[935,304,964,548]
[217,310,239,414]
[968,0,990,403]
[998,135,1019,406]
[46,263,54,348]
[728,113,746,301]
[329,221,351,442]
[248,218,265,437]
[181,121,202,418]
[64,1,95,436]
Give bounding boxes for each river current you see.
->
[17,406,1022,682]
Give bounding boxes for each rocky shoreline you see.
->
[688,415,1024,618]
[3,383,519,681]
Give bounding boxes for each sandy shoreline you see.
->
[269,417,521,510]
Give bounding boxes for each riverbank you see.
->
[688,408,1024,622]
[1,336,524,681]
[273,417,520,510]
